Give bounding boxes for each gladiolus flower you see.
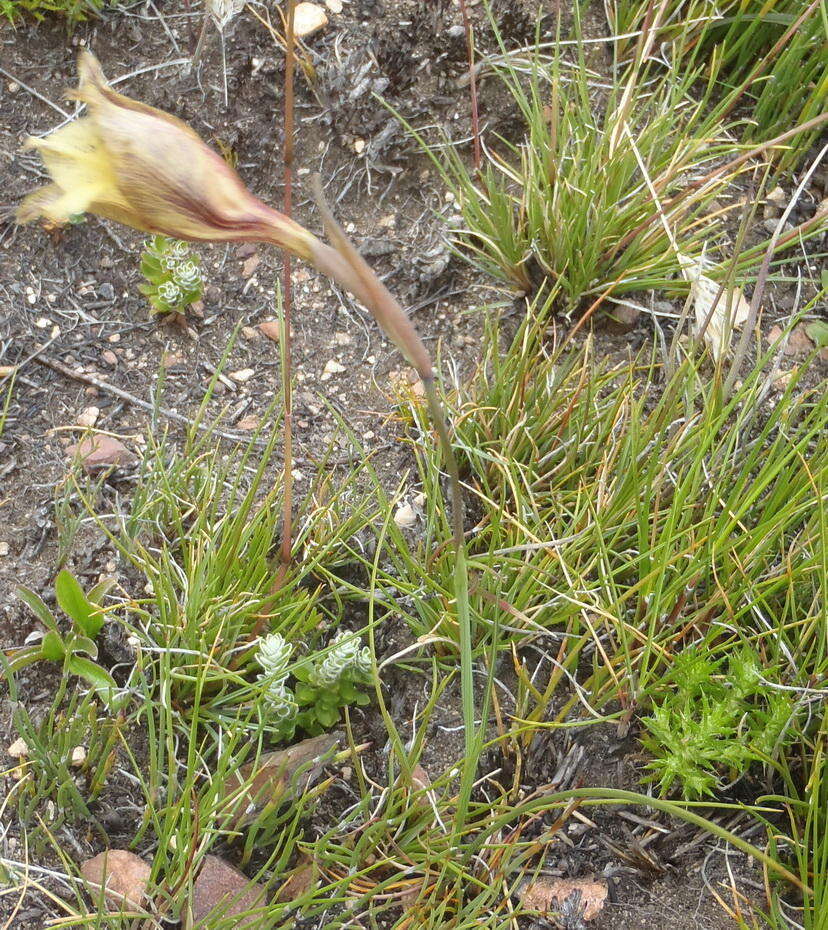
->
[17,52,433,381]
[18,51,316,258]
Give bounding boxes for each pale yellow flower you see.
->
[18,51,315,260]
[19,52,433,381]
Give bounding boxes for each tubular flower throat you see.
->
[18,52,434,382]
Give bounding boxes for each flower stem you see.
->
[277,0,297,578]
[423,379,475,845]
[308,180,477,843]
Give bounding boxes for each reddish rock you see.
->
[603,304,640,333]
[66,435,136,471]
[768,324,816,356]
[242,253,261,278]
[81,849,151,911]
[221,734,339,829]
[787,324,814,356]
[258,320,282,343]
[766,325,784,347]
[519,877,607,922]
[184,855,267,929]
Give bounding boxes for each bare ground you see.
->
[1,1,824,927]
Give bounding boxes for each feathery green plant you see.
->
[641,646,797,798]
[0,0,106,24]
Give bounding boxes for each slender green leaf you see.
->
[16,587,60,634]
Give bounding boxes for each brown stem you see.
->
[277,0,297,581]
[424,379,464,550]
[190,12,211,70]
[457,0,482,177]
[308,179,462,544]
[309,175,433,382]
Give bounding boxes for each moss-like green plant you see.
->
[0,0,105,25]
[641,646,795,799]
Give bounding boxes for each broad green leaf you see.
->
[87,577,116,606]
[805,320,828,348]
[315,705,339,728]
[71,636,99,660]
[41,631,66,661]
[55,571,103,638]
[296,683,317,704]
[16,587,60,633]
[66,655,116,706]
[338,682,360,702]
[4,645,44,673]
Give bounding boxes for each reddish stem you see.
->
[278,0,296,577]
[457,0,482,176]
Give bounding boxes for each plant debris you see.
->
[517,876,608,923]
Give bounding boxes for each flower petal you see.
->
[74,51,316,253]
[19,120,126,225]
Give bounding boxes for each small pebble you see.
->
[8,738,29,759]
[321,359,346,381]
[77,406,100,428]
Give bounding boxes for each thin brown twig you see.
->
[0,332,61,387]
[32,354,265,445]
[0,66,72,119]
[190,12,212,71]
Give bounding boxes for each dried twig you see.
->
[32,354,265,445]
[0,332,61,387]
[0,66,72,118]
